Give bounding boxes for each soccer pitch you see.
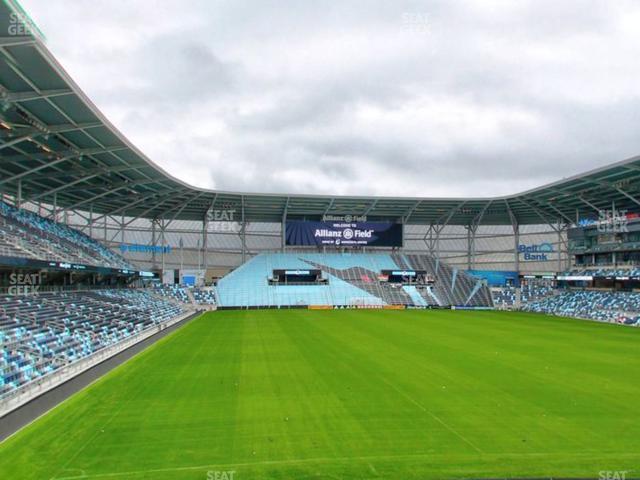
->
[1,309,639,480]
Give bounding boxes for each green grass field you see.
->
[1,309,639,479]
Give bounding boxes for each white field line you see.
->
[52,452,639,479]
[377,375,484,454]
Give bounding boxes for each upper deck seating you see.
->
[0,201,133,269]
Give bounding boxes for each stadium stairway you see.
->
[151,285,217,309]
[185,288,196,305]
[402,285,429,306]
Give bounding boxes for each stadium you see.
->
[0,1,639,479]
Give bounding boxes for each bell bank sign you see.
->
[518,242,554,261]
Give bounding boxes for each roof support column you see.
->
[423,224,434,256]
[506,201,520,274]
[16,180,22,209]
[282,197,289,253]
[472,225,480,270]
[466,225,472,270]
[202,217,208,271]
[557,219,563,273]
[151,218,158,269]
[513,223,520,274]
[281,219,286,252]
[89,204,93,238]
[241,196,246,264]
[161,219,166,275]
[281,214,287,253]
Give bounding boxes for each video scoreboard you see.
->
[285,218,403,247]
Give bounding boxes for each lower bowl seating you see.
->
[0,290,186,397]
[523,290,640,324]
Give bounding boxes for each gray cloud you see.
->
[20,0,640,197]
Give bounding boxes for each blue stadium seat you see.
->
[0,290,185,397]
[0,201,133,269]
[215,252,491,308]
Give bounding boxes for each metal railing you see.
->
[0,284,136,295]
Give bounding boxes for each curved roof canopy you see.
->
[1,0,639,226]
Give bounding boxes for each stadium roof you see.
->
[1,0,639,227]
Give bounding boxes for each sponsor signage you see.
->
[451,306,494,310]
[285,220,403,247]
[49,261,87,271]
[119,244,171,254]
[331,304,385,309]
[518,242,554,261]
[390,270,417,276]
[467,270,519,286]
[273,269,321,278]
[322,214,368,222]
[557,275,593,281]
[579,210,632,232]
[0,256,155,277]
[558,274,635,281]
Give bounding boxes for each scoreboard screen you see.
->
[285,220,403,247]
[271,269,323,284]
[381,269,432,284]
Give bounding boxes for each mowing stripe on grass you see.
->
[1,309,638,480]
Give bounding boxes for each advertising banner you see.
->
[285,220,402,247]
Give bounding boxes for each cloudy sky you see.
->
[20,0,640,197]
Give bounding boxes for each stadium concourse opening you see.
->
[0,1,640,479]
